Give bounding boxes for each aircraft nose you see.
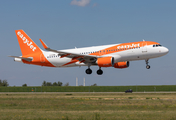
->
[162,47,169,55]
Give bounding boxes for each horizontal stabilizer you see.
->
[9,56,33,62]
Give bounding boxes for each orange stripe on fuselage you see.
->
[22,52,55,67]
[90,41,159,56]
[62,56,83,66]
[62,59,79,66]
[61,41,159,67]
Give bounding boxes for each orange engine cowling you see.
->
[96,57,114,67]
[114,61,129,69]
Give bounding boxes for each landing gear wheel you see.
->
[146,65,150,69]
[86,68,92,74]
[145,59,150,69]
[97,69,103,75]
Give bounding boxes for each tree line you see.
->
[0,79,9,86]
[0,79,97,87]
[24,81,69,87]
[0,79,68,87]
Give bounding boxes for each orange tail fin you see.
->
[15,30,42,56]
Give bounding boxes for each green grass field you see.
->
[0,93,176,120]
[0,85,176,92]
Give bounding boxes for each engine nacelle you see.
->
[96,57,114,67]
[114,61,129,69]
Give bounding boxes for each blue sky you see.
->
[0,0,175,86]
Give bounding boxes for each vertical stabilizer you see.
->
[15,30,42,56]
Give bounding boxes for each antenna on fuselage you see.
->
[143,39,145,42]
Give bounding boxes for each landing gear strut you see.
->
[145,59,150,69]
[97,67,103,75]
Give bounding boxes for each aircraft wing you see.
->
[39,39,99,63]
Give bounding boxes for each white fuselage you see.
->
[43,44,169,67]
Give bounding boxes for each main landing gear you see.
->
[85,64,92,74]
[97,67,103,75]
[145,59,150,69]
[85,67,103,75]
[85,68,92,74]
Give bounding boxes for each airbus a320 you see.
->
[10,30,169,75]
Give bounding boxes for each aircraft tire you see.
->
[86,68,92,74]
[97,69,103,75]
[146,65,150,69]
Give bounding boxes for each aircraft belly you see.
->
[118,49,153,61]
[118,50,138,61]
[48,58,72,67]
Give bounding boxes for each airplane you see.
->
[9,30,169,75]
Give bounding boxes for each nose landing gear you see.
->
[145,59,150,69]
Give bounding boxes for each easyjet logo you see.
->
[117,43,140,49]
[17,31,36,52]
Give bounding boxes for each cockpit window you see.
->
[153,44,162,47]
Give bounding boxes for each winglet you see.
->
[39,39,48,49]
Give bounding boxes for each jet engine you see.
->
[114,61,129,69]
[96,57,114,67]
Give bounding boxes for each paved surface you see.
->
[0,92,176,94]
